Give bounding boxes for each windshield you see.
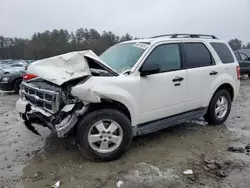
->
[100,42,149,73]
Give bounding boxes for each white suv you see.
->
[16,34,240,161]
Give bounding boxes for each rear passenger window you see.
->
[182,43,213,68]
[210,42,234,63]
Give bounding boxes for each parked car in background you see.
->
[0,64,18,74]
[234,49,250,78]
[0,71,24,93]
[0,60,12,65]
[9,62,28,71]
[0,63,27,74]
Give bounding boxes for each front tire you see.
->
[248,74,250,79]
[77,109,132,161]
[13,79,22,94]
[204,89,231,125]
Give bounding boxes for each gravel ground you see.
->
[1,78,250,188]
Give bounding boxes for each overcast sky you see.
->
[1,0,249,43]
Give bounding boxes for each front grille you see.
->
[21,82,60,114]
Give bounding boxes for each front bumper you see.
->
[16,99,81,137]
[0,82,13,91]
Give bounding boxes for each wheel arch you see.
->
[86,99,132,124]
[209,83,234,104]
[72,83,139,127]
[12,77,23,87]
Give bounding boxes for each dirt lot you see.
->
[1,78,250,188]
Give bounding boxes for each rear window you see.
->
[210,43,234,63]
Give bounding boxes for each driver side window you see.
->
[144,44,181,73]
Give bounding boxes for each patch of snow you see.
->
[120,162,181,187]
[116,180,124,188]
[183,169,193,175]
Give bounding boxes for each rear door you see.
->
[181,42,222,111]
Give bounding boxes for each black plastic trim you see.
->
[151,34,218,39]
[135,107,207,136]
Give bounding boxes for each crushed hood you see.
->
[27,50,118,85]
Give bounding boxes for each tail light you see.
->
[236,65,240,80]
[22,73,38,81]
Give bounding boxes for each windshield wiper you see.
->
[123,70,132,75]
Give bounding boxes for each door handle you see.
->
[210,70,218,75]
[172,76,184,82]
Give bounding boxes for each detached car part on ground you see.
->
[16,34,240,161]
[0,71,24,93]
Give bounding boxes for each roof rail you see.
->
[151,34,218,39]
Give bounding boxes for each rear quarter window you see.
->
[210,42,234,63]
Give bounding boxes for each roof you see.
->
[236,49,250,57]
[121,33,222,45]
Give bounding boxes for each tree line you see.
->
[0,28,249,60]
[0,28,135,60]
[228,39,250,51]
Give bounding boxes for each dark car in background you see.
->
[234,49,250,78]
[0,71,24,93]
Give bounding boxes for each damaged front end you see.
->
[16,50,118,137]
[17,77,88,137]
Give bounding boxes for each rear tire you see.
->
[248,74,250,79]
[13,79,22,94]
[204,89,231,125]
[77,109,132,161]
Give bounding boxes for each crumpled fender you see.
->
[71,82,138,127]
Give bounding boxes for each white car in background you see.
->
[0,63,27,74]
[0,64,17,74]
[9,62,28,72]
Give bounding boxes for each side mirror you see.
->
[140,62,160,76]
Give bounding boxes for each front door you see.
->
[139,43,187,124]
